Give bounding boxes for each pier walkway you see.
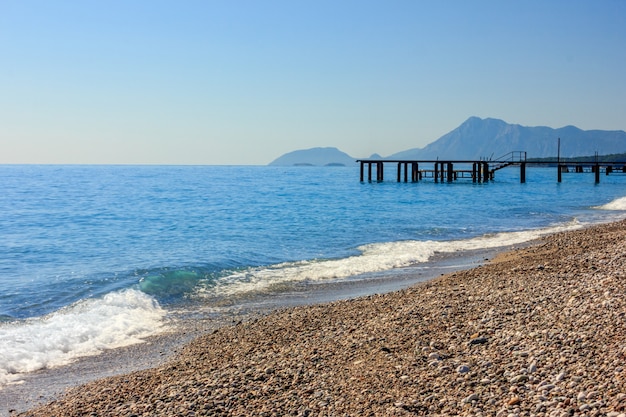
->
[357,151,626,184]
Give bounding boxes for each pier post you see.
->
[595,163,600,183]
[412,162,419,182]
[368,162,372,182]
[520,162,526,183]
[434,163,439,183]
[447,162,453,182]
[360,161,364,182]
[397,163,401,182]
[557,164,562,183]
[472,163,477,182]
[482,162,489,182]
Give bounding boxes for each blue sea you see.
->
[1,164,626,387]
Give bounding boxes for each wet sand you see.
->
[12,220,626,416]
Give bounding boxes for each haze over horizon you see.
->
[1,1,625,165]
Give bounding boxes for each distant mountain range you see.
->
[268,117,626,166]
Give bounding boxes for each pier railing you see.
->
[491,151,527,162]
[490,151,527,172]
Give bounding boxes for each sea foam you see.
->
[596,196,626,210]
[201,220,583,299]
[0,289,166,388]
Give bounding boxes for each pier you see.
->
[357,151,626,184]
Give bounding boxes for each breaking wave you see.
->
[0,289,166,388]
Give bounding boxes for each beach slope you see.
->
[22,220,626,416]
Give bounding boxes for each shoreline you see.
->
[11,219,626,415]
[1,244,517,415]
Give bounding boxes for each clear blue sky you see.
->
[1,0,625,164]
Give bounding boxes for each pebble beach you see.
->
[19,220,626,416]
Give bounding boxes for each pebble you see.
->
[510,374,528,384]
[508,396,521,406]
[469,337,489,345]
[457,365,470,374]
[463,393,479,403]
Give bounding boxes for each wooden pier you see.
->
[357,151,626,184]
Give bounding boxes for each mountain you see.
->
[267,118,626,165]
[268,147,355,166]
[388,117,626,160]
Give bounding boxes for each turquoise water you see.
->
[1,164,625,385]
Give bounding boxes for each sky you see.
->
[1,1,625,165]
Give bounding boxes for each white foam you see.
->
[595,196,626,211]
[0,289,167,388]
[200,220,583,298]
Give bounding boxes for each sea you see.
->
[1,164,626,389]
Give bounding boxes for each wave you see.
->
[139,269,206,301]
[595,196,626,210]
[196,219,583,299]
[0,218,590,388]
[0,289,166,388]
